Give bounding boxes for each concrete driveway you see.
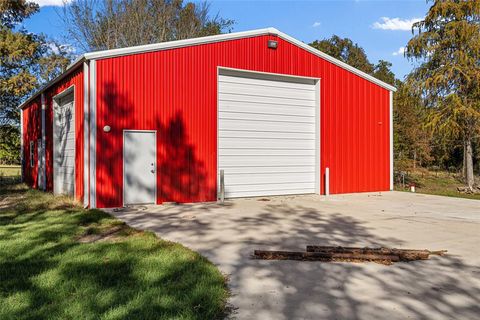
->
[107,191,480,320]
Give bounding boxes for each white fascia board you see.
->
[85,27,396,92]
[84,28,277,60]
[18,56,85,110]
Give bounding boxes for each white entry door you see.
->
[123,131,157,205]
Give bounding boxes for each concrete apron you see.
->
[106,191,480,320]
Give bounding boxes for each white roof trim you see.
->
[19,27,395,109]
[18,56,85,109]
[84,28,277,60]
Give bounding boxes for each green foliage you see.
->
[0,0,38,28]
[393,80,433,171]
[309,35,375,75]
[0,185,228,319]
[0,1,71,164]
[373,60,396,85]
[406,0,480,187]
[0,125,19,165]
[0,1,42,126]
[309,35,396,85]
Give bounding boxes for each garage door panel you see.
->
[56,139,75,151]
[55,155,75,167]
[225,188,315,198]
[219,119,315,133]
[219,137,315,150]
[219,82,316,101]
[219,74,316,90]
[219,93,316,107]
[219,148,316,156]
[218,71,318,198]
[219,101,315,117]
[219,155,316,167]
[226,182,316,193]
[56,168,74,177]
[219,130,315,140]
[219,111,315,124]
[225,172,315,185]
[220,165,316,175]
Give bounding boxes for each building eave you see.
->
[18,55,85,110]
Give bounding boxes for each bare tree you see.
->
[60,0,234,51]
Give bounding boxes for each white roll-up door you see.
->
[218,69,318,198]
[53,91,75,196]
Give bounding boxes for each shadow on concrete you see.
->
[110,196,480,319]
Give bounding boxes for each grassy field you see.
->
[0,165,21,177]
[395,169,480,200]
[0,184,227,320]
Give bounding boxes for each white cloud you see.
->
[372,17,422,31]
[48,42,76,55]
[312,21,321,28]
[392,46,406,56]
[32,0,72,7]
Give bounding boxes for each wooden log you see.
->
[305,246,446,261]
[253,250,400,262]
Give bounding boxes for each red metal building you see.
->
[20,28,396,209]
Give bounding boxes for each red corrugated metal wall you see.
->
[22,97,42,188]
[95,35,391,208]
[22,66,84,202]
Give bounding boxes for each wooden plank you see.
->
[305,246,446,261]
[253,250,400,262]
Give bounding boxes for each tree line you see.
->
[1,0,479,189]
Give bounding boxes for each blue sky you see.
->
[25,0,431,79]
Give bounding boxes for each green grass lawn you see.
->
[395,169,480,200]
[0,184,228,320]
[0,165,21,177]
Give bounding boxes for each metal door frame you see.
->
[216,67,321,198]
[52,85,75,196]
[122,130,157,206]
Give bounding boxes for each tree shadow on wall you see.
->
[98,82,214,207]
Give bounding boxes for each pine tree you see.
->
[0,0,71,164]
[406,0,480,190]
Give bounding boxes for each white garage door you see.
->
[53,91,75,196]
[218,69,318,198]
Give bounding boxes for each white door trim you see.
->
[40,93,46,190]
[83,61,90,207]
[89,60,97,208]
[216,67,321,198]
[122,130,157,207]
[52,85,75,196]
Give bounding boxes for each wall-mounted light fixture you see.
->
[103,125,111,132]
[267,40,278,49]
